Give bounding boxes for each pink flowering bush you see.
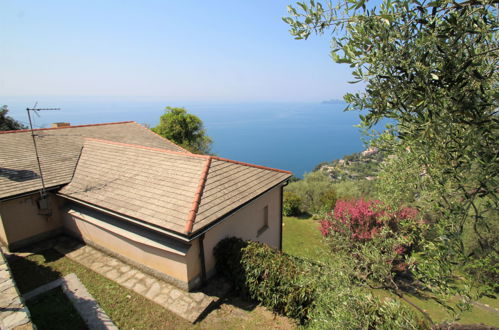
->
[320,199,421,273]
[320,199,418,242]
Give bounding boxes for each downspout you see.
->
[199,233,207,287]
[279,181,289,251]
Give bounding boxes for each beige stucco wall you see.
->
[62,207,193,289]
[0,213,7,247]
[192,184,283,281]
[0,193,63,249]
[185,238,202,285]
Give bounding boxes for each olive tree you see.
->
[284,0,498,319]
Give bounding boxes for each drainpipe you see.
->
[279,181,289,251]
[199,233,207,287]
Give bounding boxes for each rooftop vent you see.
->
[51,122,70,128]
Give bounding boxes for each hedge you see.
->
[214,237,426,328]
[213,237,320,323]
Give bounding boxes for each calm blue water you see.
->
[6,100,366,177]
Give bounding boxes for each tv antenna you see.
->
[26,102,61,199]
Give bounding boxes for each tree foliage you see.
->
[284,0,498,321]
[214,237,425,328]
[283,191,303,216]
[285,171,337,215]
[0,105,27,131]
[285,170,374,216]
[152,106,212,154]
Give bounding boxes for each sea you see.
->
[5,100,367,178]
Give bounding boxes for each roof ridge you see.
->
[184,157,212,234]
[84,138,209,159]
[0,121,135,134]
[83,139,291,174]
[131,122,192,154]
[211,156,292,175]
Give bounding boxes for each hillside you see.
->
[315,147,385,181]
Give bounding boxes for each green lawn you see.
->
[282,216,329,261]
[8,248,295,330]
[282,216,499,327]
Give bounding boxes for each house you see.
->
[0,121,291,290]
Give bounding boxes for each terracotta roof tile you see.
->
[59,139,291,235]
[0,122,185,199]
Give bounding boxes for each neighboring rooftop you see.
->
[0,121,186,199]
[59,139,291,235]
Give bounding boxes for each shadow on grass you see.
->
[293,212,313,220]
[194,275,258,323]
[7,249,64,294]
[26,286,88,330]
[8,249,113,330]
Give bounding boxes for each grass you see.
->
[282,215,499,327]
[282,215,328,261]
[7,219,497,328]
[26,287,87,330]
[7,248,295,330]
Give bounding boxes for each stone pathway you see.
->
[0,247,34,330]
[23,273,117,330]
[53,237,218,323]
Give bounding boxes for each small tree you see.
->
[283,191,302,216]
[0,105,26,131]
[152,106,212,154]
[319,188,337,213]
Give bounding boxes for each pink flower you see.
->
[320,199,418,242]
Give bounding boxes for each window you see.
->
[257,206,269,237]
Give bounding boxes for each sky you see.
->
[1,0,361,103]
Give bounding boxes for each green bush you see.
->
[309,284,426,329]
[285,171,335,215]
[318,188,337,213]
[214,237,424,328]
[213,237,248,292]
[241,241,318,322]
[285,171,375,216]
[283,191,302,216]
[214,237,318,322]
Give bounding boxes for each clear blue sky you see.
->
[1,0,360,102]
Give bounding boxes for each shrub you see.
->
[320,199,422,277]
[309,281,426,330]
[214,237,318,322]
[320,199,418,242]
[241,242,317,322]
[318,188,337,213]
[214,237,425,327]
[213,237,248,292]
[285,171,335,215]
[283,191,302,216]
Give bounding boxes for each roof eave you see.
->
[186,177,290,240]
[0,185,65,202]
[58,176,290,242]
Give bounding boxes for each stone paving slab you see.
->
[0,247,34,330]
[62,273,118,330]
[54,237,217,323]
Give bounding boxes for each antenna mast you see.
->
[26,103,61,198]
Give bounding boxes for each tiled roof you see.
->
[59,139,291,235]
[0,122,186,199]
